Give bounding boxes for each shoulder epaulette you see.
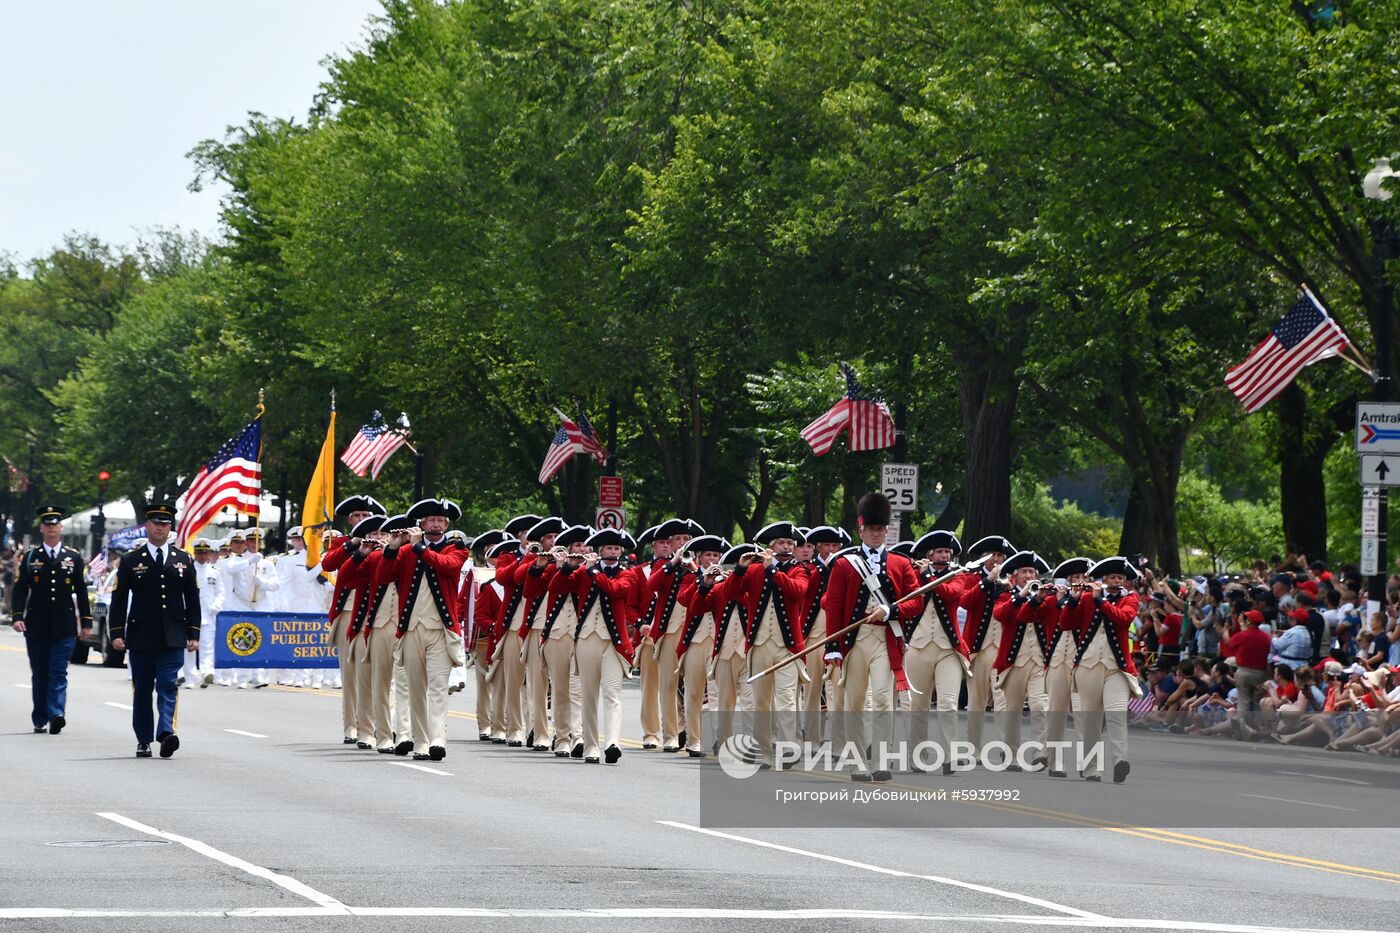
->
[127,544,146,555]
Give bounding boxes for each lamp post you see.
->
[1364,156,1398,605]
[91,470,110,556]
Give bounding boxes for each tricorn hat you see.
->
[585,529,629,549]
[1052,557,1093,580]
[912,530,961,557]
[381,514,414,534]
[555,524,594,547]
[335,495,386,519]
[804,525,844,545]
[1090,556,1139,581]
[407,498,462,522]
[1002,550,1050,575]
[471,529,508,553]
[965,535,1015,560]
[636,525,661,548]
[686,534,728,555]
[525,516,566,541]
[350,515,387,538]
[857,492,892,527]
[487,540,520,559]
[753,521,802,545]
[890,540,915,557]
[504,514,542,536]
[720,543,758,565]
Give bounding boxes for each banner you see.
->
[106,525,148,551]
[213,611,338,669]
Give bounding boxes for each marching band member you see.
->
[540,524,592,757]
[218,529,261,690]
[635,524,669,749]
[494,513,541,747]
[337,514,407,753]
[673,534,728,757]
[276,526,331,688]
[822,494,923,782]
[466,532,507,741]
[481,537,518,742]
[445,529,473,697]
[993,550,1051,770]
[798,526,844,745]
[958,535,1014,763]
[1044,558,1091,777]
[707,544,754,753]
[569,529,638,764]
[181,539,214,689]
[720,521,809,766]
[903,530,976,773]
[519,516,566,750]
[646,519,703,752]
[378,498,468,761]
[1070,557,1140,783]
[321,495,386,744]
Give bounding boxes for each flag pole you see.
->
[1301,284,1377,379]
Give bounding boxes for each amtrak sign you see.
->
[1356,402,1400,454]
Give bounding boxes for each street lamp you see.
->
[91,470,110,556]
[1364,156,1398,604]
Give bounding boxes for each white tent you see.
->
[61,492,291,552]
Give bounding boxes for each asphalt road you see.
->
[2,626,1399,933]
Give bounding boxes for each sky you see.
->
[0,0,385,263]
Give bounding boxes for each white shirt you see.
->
[862,545,884,575]
[146,543,168,564]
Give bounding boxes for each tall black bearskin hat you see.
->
[856,492,892,528]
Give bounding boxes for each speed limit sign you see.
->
[881,463,919,511]
[595,507,626,530]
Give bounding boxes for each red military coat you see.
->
[564,562,637,664]
[720,559,810,654]
[1072,590,1140,676]
[378,539,469,636]
[822,549,923,690]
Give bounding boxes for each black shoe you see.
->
[394,741,413,757]
[1027,754,1045,770]
[356,741,373,750]
[343,736,357,745]
[429,746,446,761]
[525,730,534,747]
[377,747,394,754]
[554,749,570,758]
[1048,769,1066,778]
[49,716,65,735]
[604,745,622,764]
[642,742,658,750]
[1084,773,1101,782]
[687,749,706,758]
[872,770,893,782]
[159,733,180,759]
[663,745,678,753]
[33,725,47,734]
[532,744,549,751]
[942,763,955,776]
[491,737,507,745]
[571,742,584,759]
[1006,763,1023,773]
[135,743,152,758]
[677,730,687,748]
[413,753,431,761]
[851,772,873,782]
[585,756,600,764]
[478,734,492,742]
[1113,761,1131,784]
[507,740,524,748]
[252,682,269,688]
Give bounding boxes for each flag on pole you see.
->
[4,455,29,493]
[175,412,264,549]
[538,408,610,484]
[800,364,897,455]
[1225,289,1357,413]
[340,410,410,480]
[301,397,337,569]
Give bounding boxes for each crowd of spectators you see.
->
[1127,555,1400,755]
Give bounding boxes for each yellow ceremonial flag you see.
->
[301,401,337,569]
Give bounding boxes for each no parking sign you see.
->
[595,507,626,530]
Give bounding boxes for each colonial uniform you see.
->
[706,544,754,752]
[337,516,405,752]
[670,535,727,757]
[10,506,92,733]
[321,494,388,742]
[634,524,665,748]
[494,513,540,747]
[108,502,199,757]
[467,535,507,741]
[1043,558,1091,775]
[720,522,809,762]
[537,524,592,756]
[568,529,637,763]
[958,535,1015,758]
[992,551,1052,764]
[378,498,468,761]
[519,517,566,750]
[797,527,843,745]
[903,530,976,769]
[1070,557,1140,783]
[645,519,705,752]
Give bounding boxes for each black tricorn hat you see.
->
[654,518,688,539]
[1002,550,1050,575]
[686,534,728,555]
[891,540,915,557]
[555,524,593,547]
[472,529,508,553]
[720,543,758,565]
[804,525,844,545]
[753,521,802,545]
[965,535,1015,560]
[335,495,386,519]
[636,525,661,547]
[487,540,520,559]
[349,515,387,538]
[1052,557,1094,580]
[504,514,542,535]
[381,514,414,533]
[525,516,566,541]
[586,529,629,549]
[1090,556,1139,581]
[407,498,462,522]
[857,492,892,527]
[912,530,961,557]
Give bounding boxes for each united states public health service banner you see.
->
[214,611,337,669]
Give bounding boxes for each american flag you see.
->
[4,455,28,493]
[800,364,897,455]
[176,415,263,549]
[1225,290,1353,414]
[88,551,108,581]
[538,408,610,484]
[340,411,410,479]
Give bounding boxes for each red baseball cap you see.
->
[1244,610,1265,625]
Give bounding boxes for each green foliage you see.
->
[1008,478,1121,565]
[1177,472,1284,573]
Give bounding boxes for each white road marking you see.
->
[224,729,268,738]
[105,702,133,710]
[1238,793,1356,811]
[95,812,349,912]
[392,762,452,777]
[0,907,1393,931]
[1275,770,1372,786]
[13,683,28,688]
[658,820,1104,920]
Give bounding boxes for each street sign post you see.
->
[881,463,919,511]
[1356,402,1400,453]
[1362,487,1381,576]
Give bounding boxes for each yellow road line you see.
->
[0,643,24,653]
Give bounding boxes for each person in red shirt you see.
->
[1224,609,1272,722]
